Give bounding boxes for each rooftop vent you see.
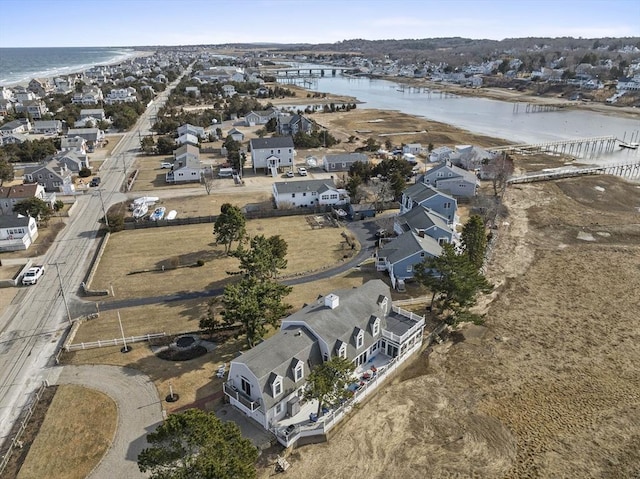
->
[324,293,339,309]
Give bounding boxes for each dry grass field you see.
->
[17,385,116,479]
[276,175,640,479]
[89,215,354,300]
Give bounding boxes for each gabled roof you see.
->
[425,161,479,185]
[396,204,451,234]
[0,215,33,228]
[403,182,455,204]
[324,153,369,163]
[173,144,200,157]
[0,184,40,199]
[377,231,442,264]
[249,136,294,150]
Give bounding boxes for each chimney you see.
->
[324,293,339,309]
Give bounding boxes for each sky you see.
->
[0,0,639,48]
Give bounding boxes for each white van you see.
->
[218,167,234,177]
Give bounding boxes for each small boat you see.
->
[166,210,177,220]
[131,196,160,209]
[335,208,348,217]
[132,203,148,219]
[619,142,639,150]
[149,206,166,221]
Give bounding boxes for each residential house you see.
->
[66,128,105,150]
[402,143,422,155]
[245,109,277,126]
[277,114,314,136]
[0,99,15,116]
[71,87,104,105]
[322,153,369,173]
[616,76,640,91]
[421,161,479,198]
[393,205,454,244]
[249,136,295,174]
[224,280,426,447]
[222,84,237,97]
[23,162,74,194]
[78,108,106,122]
[376,231,442,287]
[0,215,39,252]
[176,133,199,146]
[185,86,200,97]
[32,120,63,135]
[0,184,50,216]
[104,87,137,104]
[177,123,205,139]
[14,91,37,102]
[0,119,31,135]
[428,146,454,163]
[15,100,49,119]
[272,179,349,209]
[399,182,458,223]
[52,150,89,173]
[60,136,88,155]
[27,78,53,97]
[448,145,495,171]
[166,144,204,183]
[0,132,28,145]
[227,128,245,142]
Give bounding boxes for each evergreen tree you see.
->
[461,215,487,270]
[213,203,246,253]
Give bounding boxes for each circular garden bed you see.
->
[157,345,208,361]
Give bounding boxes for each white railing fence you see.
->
[65,332,166,351]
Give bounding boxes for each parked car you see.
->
[90,177,101,187]
[286,170,294,178]
[160,162,173,169]
[22,266,45,285]
[298,167,307,176]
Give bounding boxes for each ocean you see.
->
[0,46,137,87]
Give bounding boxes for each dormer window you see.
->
[272,376,283,397]
[293,360,304,382]
[356,329,364,349]
[372,318,380,337]
[338,342,347,359]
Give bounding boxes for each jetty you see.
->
[507,160,640,185]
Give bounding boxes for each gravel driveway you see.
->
[55,365,163,479]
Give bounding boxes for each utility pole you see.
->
[96,189,109,227]
[51,262,72,325]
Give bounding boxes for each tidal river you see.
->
[281,64,640,162]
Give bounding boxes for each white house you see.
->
[177,123,205,139]
[166,144,204,183]
[0,215,39,252]
[249,136,295,174]
[105,88,137,104]
[272,179,349,209]
[32,120,63,135]
[224,280,426,447]
[222,84,237,97]
[429,146,454,163]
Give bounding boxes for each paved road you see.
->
[50,365,163,479]
[0,71,188,447]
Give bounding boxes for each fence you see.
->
[65,332,166,351]
[124,215,217,230]
[0,382,48,476]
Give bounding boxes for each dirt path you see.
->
[52,365,163,479]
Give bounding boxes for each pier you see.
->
[267,67,348,77]
[512,102,575,113]
[489,136,618,158]
[507,160,640,185]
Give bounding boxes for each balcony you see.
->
[223,382,261,413]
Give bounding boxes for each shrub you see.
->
[78,167,92,178]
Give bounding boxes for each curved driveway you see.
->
[54,365,163,479]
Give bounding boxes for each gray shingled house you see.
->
[224,280,425,447]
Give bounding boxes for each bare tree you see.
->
[482,153,514,197]
[201,167,215,195]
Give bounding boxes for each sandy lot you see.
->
[275,175,640,478]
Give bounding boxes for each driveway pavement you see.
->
[52,365,163,479]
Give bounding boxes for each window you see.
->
[291,193,295,198]
[438,237,448,245]
[273,377,282,397]
[407,264,413,272]
[356,330,364,349]
[303,192,306,196]
[294,363,304,382]
[338,342,347,359]
[443,202,451,209]
[241,377,252,396]
[372,318,380,336]
[275,403,283,414]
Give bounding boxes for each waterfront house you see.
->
[322,153,369,173]
[376,231,443,288]
[0,215,39,252]
[393,204,454,244]
[402,143,423,156]
[272,179,349,209]
[28,78,53,97]
[429,146,454,163]
[224,280,426,447]
[421,160,479,198]
[245,109,277,127]
[399,183,457,224]
[249,136,295,174]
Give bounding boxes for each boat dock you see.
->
[507,160,640,185]
[512,102,576,113]
[489,136,618,157]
